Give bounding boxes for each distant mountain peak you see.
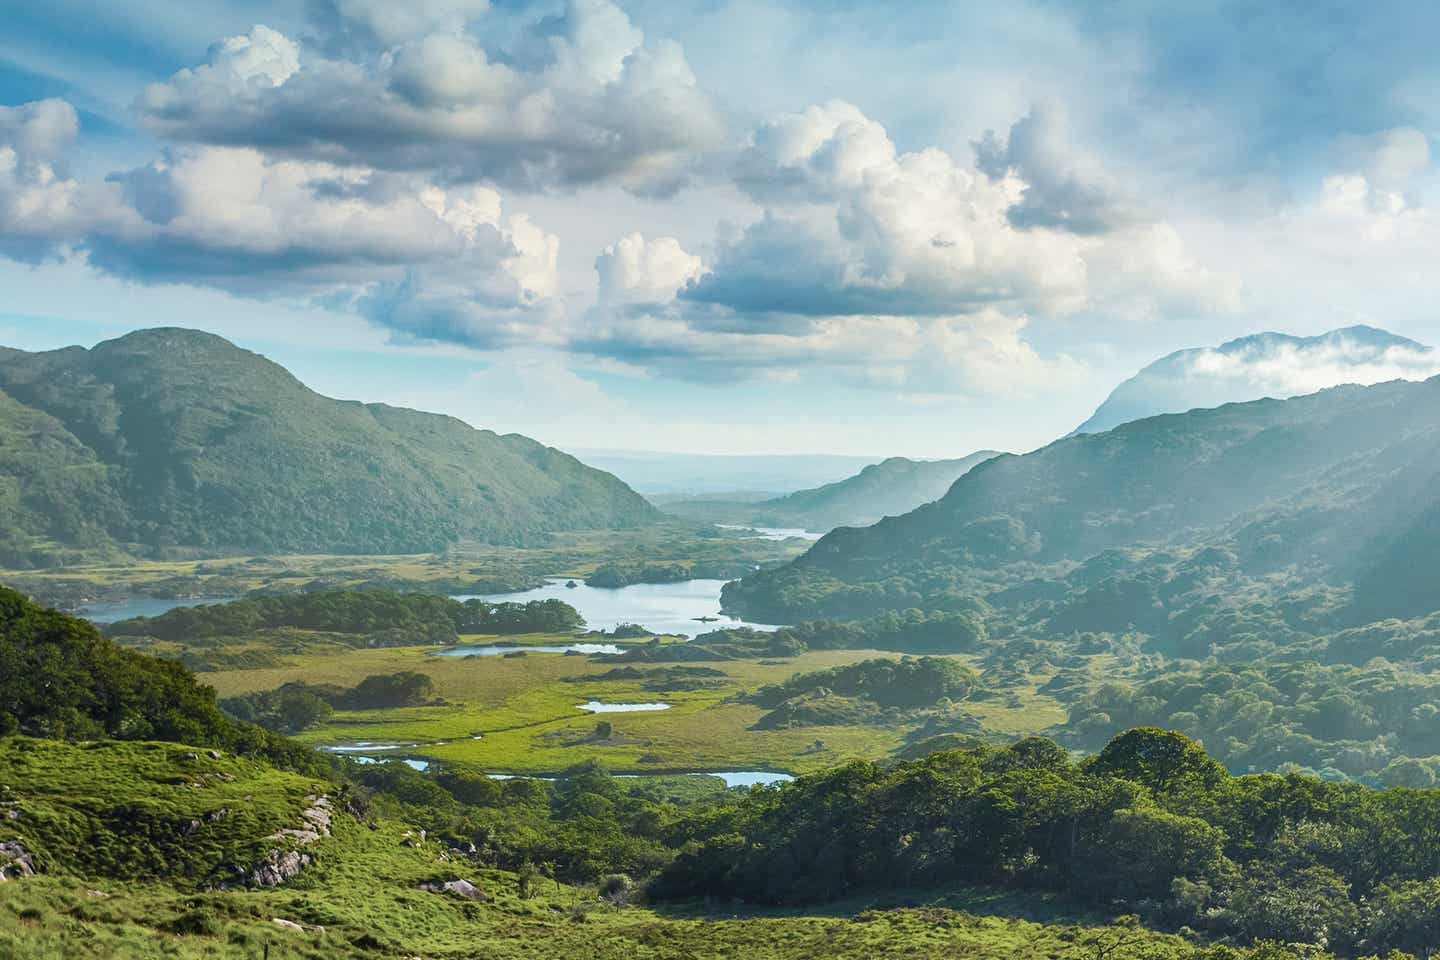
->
[1074,325,1437,436]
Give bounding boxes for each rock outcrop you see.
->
[0,840,35,881]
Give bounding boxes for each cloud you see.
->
[1182,330,1440,398]
[581,233,1084,395]
[311,0,494,51]
[134,1,726,194]
[595,232,703,304]
[0,101,563,348]
[0,99,116,262]
[694,100,1091,319]
[558,101,1234,391]
[974,103,1140,235]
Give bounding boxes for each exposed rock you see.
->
[0,840,35,881]
[250,849,311,887]
[267,795,333,846]
[416,877,491,902]
[272,917,324,933]
[207,750,222,760]
[241,794,333,887]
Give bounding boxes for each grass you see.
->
[0,738,1297,960]
[201,644,1069,776]
[0,738,323,885]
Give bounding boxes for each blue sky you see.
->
[2,0,1439,456]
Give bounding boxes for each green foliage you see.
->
[0,328,656,564]
[724,377,1440,643]
[1058,663,1440,781]
[750,656,982,710]
[0,588,322,771]
[651,730,1440,953]
[0,737,320,884]
[107,590,585,645]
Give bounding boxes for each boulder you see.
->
[0,840,35,881]
[250,849,311,887]
[416,877,491,902]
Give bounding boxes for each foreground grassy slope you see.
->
[0,738,322,885]
[0,328,658,566]
[0,738,1247,960]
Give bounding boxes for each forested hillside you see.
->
[725,375,1440,627]
[0,329,657,566]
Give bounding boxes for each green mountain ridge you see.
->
[723,375,1440,627]
[662,451,1000,532]
[0,328,658,566]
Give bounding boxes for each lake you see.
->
[432,642,625,658]
[81,596,241,623]
[717,524,824,541]
[486,770,794,788]
[454,578,779,637]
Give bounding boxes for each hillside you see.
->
[1074,325,1434,435]
[663,452,999,533]
[0,329,657,566]
[723,375,1440,630]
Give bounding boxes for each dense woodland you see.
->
[105,590,586,645]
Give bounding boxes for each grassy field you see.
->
[202,641,1069,776]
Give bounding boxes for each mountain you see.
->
[723,375,1440,634]
[664,452,1001,533]
[575,449,878,496]
[757,452,1002,531]
[0,328,657,566]
[1073,325,1438,435]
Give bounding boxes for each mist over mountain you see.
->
[0,328,656,566]
[576,449,878,496]
[725,374,1440,630]
[664,452,1001,533]
[1074,326,1439,435]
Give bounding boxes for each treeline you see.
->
[652,729,1440,955]
[219,671,439,733]
[745,656,985,730]
[1054,661,1440,784]
[104,590,584,644]
[697,608,988,656]
[748,656,982,710]
[0,587,323,774]
[585,560,758,588]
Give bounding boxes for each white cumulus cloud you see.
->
[134,0,726,194]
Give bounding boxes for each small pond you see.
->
[576,701,672,713]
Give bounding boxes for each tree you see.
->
[1077,805,1227,900]
[1365,878,1440,959]
[1088,728,1227,795]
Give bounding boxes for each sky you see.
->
[1,0,1439,457]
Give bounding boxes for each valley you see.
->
[6,329,1440,960]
